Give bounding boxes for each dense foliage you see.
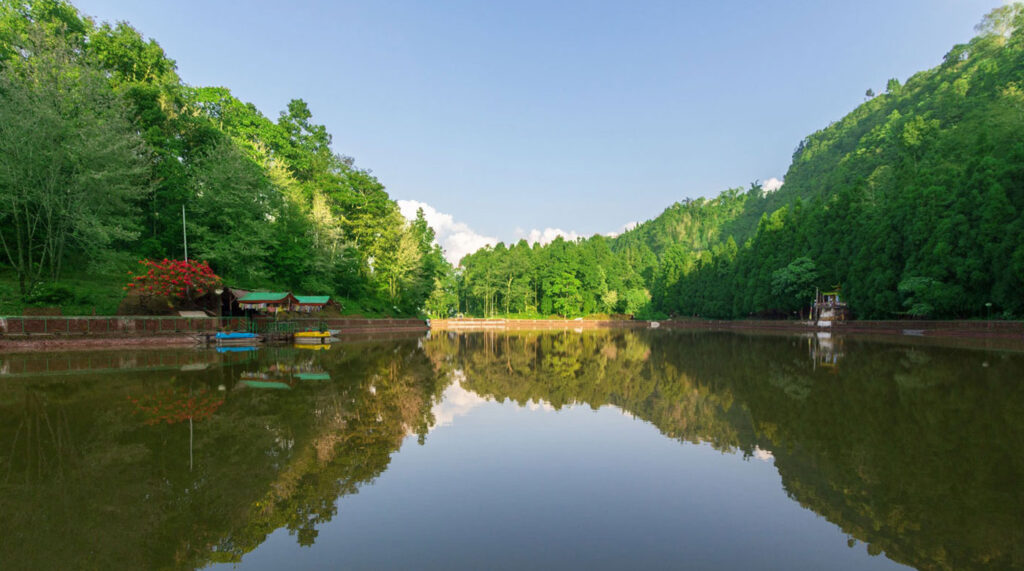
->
[125,258,222,301]
[455,4,1024,320]
[0,0,446,315]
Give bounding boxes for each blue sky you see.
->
[75,0,1003,262]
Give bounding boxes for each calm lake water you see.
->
[1,330,1021,570]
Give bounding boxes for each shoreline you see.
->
[431,317,1024,351]
[3,315,1021,352]
[0,315,428,352]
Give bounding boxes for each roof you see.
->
[228,287,251,299]
[238,292,293,303]
[294,295,330,305]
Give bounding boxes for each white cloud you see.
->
[516,227,582,246]
[429,371,488,429]
[605,221,638,238]
[526,400,556,412]
[397,200,498,265]
[763,177,784,192]
[397,200,644,263]
[752,446,774,462]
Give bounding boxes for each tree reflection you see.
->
[426,330,1024,570]
[0,337,447,569]
[0,332,1022,570]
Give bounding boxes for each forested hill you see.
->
[0,0,447,315]
[457,4,1024,320]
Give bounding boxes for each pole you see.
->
[182,204,188,262]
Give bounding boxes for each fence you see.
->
[0,315,429,338]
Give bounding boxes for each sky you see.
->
[74,0,1005,263]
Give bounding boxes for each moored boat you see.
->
[215,331,262,345]
[294,335,339,345]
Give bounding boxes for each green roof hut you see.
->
[237,292,297,314]
[293,295,331,313]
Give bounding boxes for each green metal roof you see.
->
[242,380,291,390]
[294,295,330,305]
[238,292,292,303]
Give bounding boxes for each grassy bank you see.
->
[0,274,125,316]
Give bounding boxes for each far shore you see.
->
[2,315,1021,353]
[431,317,1024,351]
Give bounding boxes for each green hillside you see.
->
[456,4,1024,320]
[0,0,446,316]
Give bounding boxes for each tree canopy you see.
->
[0,0,445,315]
[456,3,1024,320]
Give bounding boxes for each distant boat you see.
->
[294,336,339,345]
[215,331,262,345]
[294,330,338,344]
[216,331,259,340]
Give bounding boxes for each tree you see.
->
[125,258,222,305]
[0,25,148,294]
[771,257,818,316]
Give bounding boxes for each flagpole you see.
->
[182,204,189,262]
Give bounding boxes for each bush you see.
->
[24,283,75,306]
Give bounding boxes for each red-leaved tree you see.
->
[125,259,223,305]
[128,387,225,425]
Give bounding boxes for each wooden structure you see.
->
[293,295,331,313]
[812,286,851,327]
[237,292,297,314]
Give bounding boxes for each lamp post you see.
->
[985,302,992,329]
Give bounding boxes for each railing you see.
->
[0,315,429,338]
[0,316,249,336]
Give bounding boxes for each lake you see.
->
[1,330,1021,570]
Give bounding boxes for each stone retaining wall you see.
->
[0,316,428,343]
[430,318,647,331]
[429,317,1024,340]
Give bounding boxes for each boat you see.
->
[294,335,339,345]
[215,331,262,345]
[294,330,338,344]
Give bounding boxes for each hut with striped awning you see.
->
[236,292,297,314]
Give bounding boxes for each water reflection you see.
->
[0,335,445,569]
[0,330,1021,570]
[428,330,1024,570]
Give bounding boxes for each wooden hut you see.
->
[293,295,330,313]
[237,292,297,314]
[812,286,851,326]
